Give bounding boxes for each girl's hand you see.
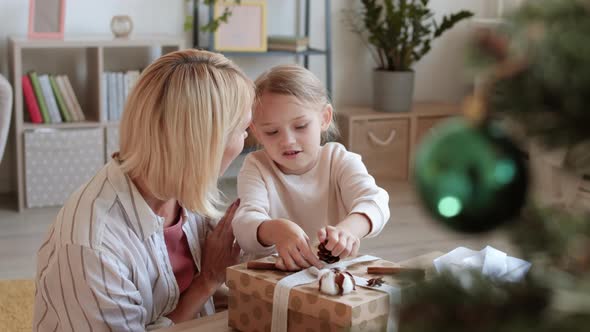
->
[200,199,242,287]
[317,225,360,259]
[268,219,323,271]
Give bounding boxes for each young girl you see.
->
[233,65,390,271]
[33,49,253,331]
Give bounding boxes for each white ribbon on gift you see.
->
[271,255,401,332]
[433,246,531,282]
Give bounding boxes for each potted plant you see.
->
[347,0,473,112]
[184,0,241,38]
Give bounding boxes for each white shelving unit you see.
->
[8,36,184,211]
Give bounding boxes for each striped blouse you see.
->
[33,159,216,332]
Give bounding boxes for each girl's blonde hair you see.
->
[119,49,253,218]
[254,64,338,142]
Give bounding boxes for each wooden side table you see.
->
[336,102,461,181]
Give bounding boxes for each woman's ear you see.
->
[320,104,333,131]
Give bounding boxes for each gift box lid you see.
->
[227,256,416,327]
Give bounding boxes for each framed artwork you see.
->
[214,1,267,52]
[28,0,66,39]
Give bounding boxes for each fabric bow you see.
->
[271,255,401,332]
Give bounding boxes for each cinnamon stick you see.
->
[367,266,425,279]
[246,261,278,270]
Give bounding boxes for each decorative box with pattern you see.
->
[24,128,104,208]
[227,255,417,331]
[105,125,120,160]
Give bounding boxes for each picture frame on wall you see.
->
[28,0,66,39]
[214,1,267,52]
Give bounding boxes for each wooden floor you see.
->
[0,179,515,280]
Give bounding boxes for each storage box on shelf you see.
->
[8,36,184,210]
[336,103,461,181]
[24,128,104,208]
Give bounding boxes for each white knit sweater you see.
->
[233,142,390,254]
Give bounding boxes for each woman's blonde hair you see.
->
[119,49,253,218]
[254,64,338,142]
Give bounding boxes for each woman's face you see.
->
[220,109,252,176]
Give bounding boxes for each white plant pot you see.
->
[373,70,415,113]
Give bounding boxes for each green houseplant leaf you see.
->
[184,0,242,33]
[346,0,474,71]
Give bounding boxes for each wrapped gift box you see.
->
[227,255,418,331]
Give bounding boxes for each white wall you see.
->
[333,0,490,106]
[0,0,489,194]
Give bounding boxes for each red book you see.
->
[22,75,43,123]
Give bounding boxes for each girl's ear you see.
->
[320,104,333,131]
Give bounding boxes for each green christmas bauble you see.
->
[413,118,529,233]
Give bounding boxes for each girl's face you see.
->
[252,93,332,175]
[221,109,252,176]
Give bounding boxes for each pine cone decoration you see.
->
[317,241,340,264]
[366,277,385,287]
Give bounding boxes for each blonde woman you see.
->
[233,65,390,271]
[33,49,253,331]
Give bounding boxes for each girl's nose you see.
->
[280,130,296,146]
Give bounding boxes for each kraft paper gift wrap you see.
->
[226,255,418,332]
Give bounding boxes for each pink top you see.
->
[164,216,197,294]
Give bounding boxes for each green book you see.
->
[49,75,72,122]
[267,35,309,46]
[28,72,50,123]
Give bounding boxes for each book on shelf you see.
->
[56,75,78,122]
[59,75,85,121]
[124,70,140,104]
[114,72,122,121]
[23,71,85,124]
[101,73,107,121]
[117,72,124,119]
[21,75,43,124]
[267,35,309,52]
[106,73,115,122]
[104,70,141,122]
[38,74,63,123]
[267,35,309,46]
[49,75,72,122]
[267,44,308,52]
[27,72,50,123]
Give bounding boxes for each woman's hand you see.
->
[317,225,360,260]
[260,219,323,271]
[200,199,242,287]
[167,199,241,323]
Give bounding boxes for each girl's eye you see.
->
[265,130,278,136]
[295,123,308,130]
